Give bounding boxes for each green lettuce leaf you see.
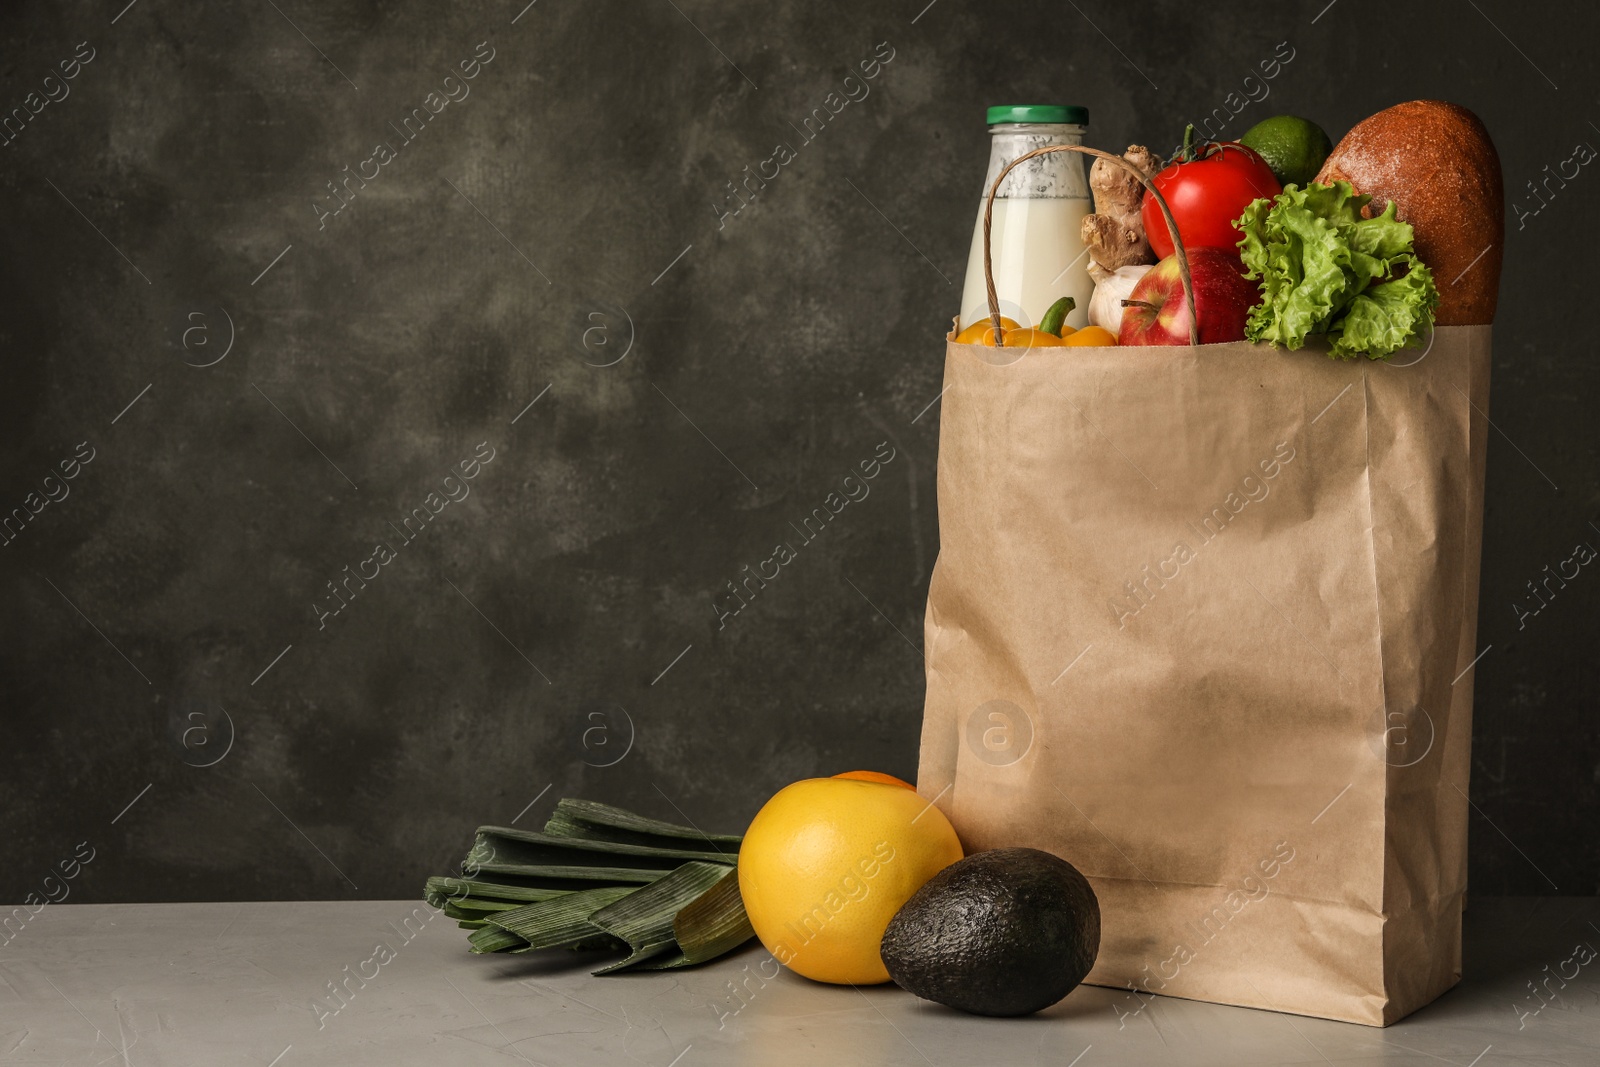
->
[1237,181,1438,360]
[1330,255,1437,359]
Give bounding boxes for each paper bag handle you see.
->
[982,145,1197,346]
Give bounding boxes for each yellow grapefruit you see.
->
[738,778,963,984]
[832,770,916,790]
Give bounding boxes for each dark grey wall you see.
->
[2,0,1594,903]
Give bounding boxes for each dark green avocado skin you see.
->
[880,847,1100,1017]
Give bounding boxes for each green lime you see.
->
[1239,115,1333,188]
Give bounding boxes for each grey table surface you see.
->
[2,897,1596,1066]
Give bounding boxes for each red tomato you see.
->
[1141,142,1281,260]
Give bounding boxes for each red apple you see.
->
[1116,248,1261,346]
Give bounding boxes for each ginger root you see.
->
[1081,145,1161,283]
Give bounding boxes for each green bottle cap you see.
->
[986,105,1089,126]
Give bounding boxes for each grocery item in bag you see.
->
[1315,100,1504,325]
[957,106,1094,333]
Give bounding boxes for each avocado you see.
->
[879,847,1099,1016]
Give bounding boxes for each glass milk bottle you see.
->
[958,105,1093,332]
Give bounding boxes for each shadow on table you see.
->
[483,948,629,980]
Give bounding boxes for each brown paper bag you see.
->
[917,323,1491,1026]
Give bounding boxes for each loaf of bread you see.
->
[1314,100,1502,325]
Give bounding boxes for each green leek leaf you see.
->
[627,951,694,971]
[471,825,734,868]
[673,865,756,964]
[425,876,574,909]
[488,885,638,953]
[468,924,527,954]
[467,863,675,885]
[543,798,742,854]
[587,861,731,974]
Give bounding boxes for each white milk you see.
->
[959,196,1093,331]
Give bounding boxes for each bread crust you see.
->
[1314,100,1502,325]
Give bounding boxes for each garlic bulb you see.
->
[1088,265,1153,331]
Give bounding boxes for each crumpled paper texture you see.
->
[918,326,1491,1026]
